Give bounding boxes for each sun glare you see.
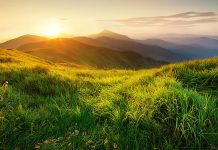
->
[45,22,60,37]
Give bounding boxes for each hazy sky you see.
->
[1,0,218,41]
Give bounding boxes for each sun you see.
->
[45,22,60,37]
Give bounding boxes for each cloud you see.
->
[165,11,217,18]
[103,12,218,27]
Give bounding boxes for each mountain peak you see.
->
[100,29,116,34]
[90,29,131,41]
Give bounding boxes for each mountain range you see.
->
[18,38,166,69]
[140,38,218,59]
[0,30,218,69]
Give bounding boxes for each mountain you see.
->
[74,36,185,62]
[209,36,218,40]
[0,34,48,49]
[158,33,218,41]
[141,38,218,59]
[89,29,132,41]
[18,38,166,69]
[139,39,177,48]
[1,31,186,63]
[164,37,218,49]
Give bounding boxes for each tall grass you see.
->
[0,81,8,101]
[0,49,217,149]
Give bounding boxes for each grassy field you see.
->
[0,49,217,149]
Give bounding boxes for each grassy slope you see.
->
[17,38,165,69]
[0,49,217,149]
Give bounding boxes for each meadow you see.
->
[0,49,217,149]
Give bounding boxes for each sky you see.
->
[1,0,218,42]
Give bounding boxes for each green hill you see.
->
[0,49,217,149]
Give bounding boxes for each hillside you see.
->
[0,35,48,49]
[74,36,185,62]
[17,38,165,69]
[0,48,217,149]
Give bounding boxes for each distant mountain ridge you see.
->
[1,30,217,68]
[164,37,218,49]
[141,38,218,59]
[0,31,185,64]
[75,36,184,62]
[17,38,166,69]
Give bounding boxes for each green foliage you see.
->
[0,49,217,149]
